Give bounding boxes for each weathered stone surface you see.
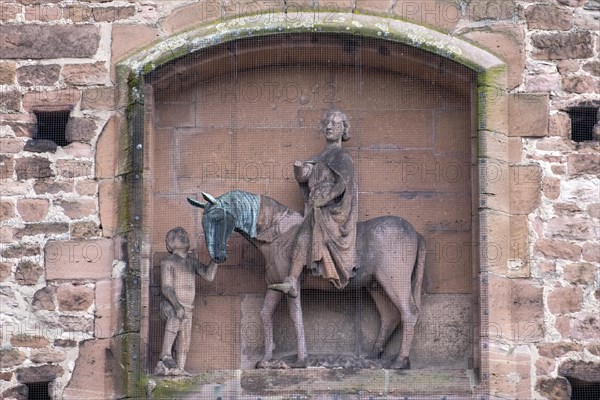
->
[0,88,21,112]
[526,5,573,30]
[54,339,77,347]
[391,0,462,31]
[57,315,93,333]
[531,31,594,60]
[0,262,11,281]
[0,349,25,368]
[70,221,101,239]
[547,286,583,314]
[536,376,571,400]
[10,334,49,348]
[560,179,599,203]
[15,260,43,285]
[583,60,600,76]
[24,4,63,22]
[546,217,598,241]
[557,59,580,74]
[33,179,73,195]
[488,275,544,342]
[0,385,27,400]
[111,24,159,63]
[57,284,94,311]
[62,62,107,85]
[535,239,581,261]
[0,61,16,84]
[62,339,114,400]
[82,87,117,110]
[94,279,112,338]
[24,139,58,153]
[587,344,600,356]
[30,348,67,363]
[56,159,93,178]
[563,75,598,94]
[16,64,61,86]
[463,24,525,90]
[16,198,49,222]
[23,91,79,115]
[0,25,100,59]
[559,360,600,382]
[98,179,120,237]
[0,154,14,180]
[74,179,97,196]
[57,198,96,219]
[32,286,56,311]
[16,365,64,383]
[574,8,600,29]
[570,313,600,340]
[0,371,13,381]
[567,153,600,175]
[45,239,113,280]
[542,177,560,200]
[1,243,40,258]
[0,201,15,221]
[92,5,135,21]
[65,117,97,143]
[1,138,29,155]
[466,0,517,21]
[0,226,15,243]
[62,142,93,158]
[510,164,541,214]
[15,222,69,238]
[538,342,583,358]
[15,156,53,180]
[548,111,571,137]
[508,94,548,137]
[582,243,599,263]
[95,113,123,179]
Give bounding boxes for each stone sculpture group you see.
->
[157,110,425,374]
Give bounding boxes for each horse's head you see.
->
[187,192,236,264]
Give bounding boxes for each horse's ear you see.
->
[202,192,218,205]
[187,197,206,209]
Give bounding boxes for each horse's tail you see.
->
[411,233,426,314]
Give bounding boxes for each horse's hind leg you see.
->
[378,279,419,369]
[257,289,282,367]
[368,287,401,360]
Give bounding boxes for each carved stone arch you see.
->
[113,12,512,397]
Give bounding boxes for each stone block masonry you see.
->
[1,0,599,398]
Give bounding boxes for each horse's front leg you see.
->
[257,289,282,368]
[287,284,307,368]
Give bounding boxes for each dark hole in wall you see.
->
[566,107,598,142]
[566,377,600,400]
[33,110,70,147]
[25,381,50,400]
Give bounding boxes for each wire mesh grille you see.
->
[144,33,484,398]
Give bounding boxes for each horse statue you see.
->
[188,190,426,369]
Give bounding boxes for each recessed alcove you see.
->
[140,32,479,394]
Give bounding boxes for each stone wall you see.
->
[0,0,599,399]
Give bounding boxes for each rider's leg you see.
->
[268,231,309,297]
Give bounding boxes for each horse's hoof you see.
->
[290,358,307,369]
[391,357,410,370]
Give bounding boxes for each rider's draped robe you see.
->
[296,146,359,289]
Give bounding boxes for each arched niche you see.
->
[115,12,507,397]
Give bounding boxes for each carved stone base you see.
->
[154,361,191,377]
[256,355,385,369]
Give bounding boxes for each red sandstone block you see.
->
[45,239,114,280]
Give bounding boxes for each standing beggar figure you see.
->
[155,227,218,376]
[269,110,358,298]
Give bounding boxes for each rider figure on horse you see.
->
[269,110,359,297]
